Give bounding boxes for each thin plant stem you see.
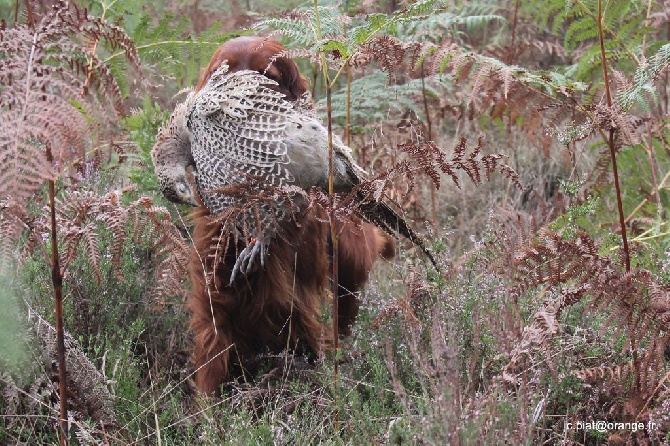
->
[508,0,521,64]
[646,120,659,205]
[25,8,67,443]
[597,0,630,272]
[313,0,340,427]
[345,61,352,147]
[597,0,637,393]
[625,170,670,223]
[420,62,437,227]
[326,7,420,89]
[575,0,640,65]
[46,146,68,446]
[23,0,34,27]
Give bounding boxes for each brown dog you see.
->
[188,36,395,394]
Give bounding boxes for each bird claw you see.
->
[229,238,265,285]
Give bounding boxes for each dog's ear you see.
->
[263,54,310,102]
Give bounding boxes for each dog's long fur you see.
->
[188,37,395,394]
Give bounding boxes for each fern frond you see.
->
[617,43,670,111]
[255,1,442,72]
[527,0,650,82]
[386,136,521,191]
[126,197,190,298]
[321,70,446,125]
[41,188,190,294]
[0,2,141,254]
[255,6,348,50]
[0,200,31,275]
[399,9,506,43]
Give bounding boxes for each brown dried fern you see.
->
[0,1,141,233]
[491,226,670,423]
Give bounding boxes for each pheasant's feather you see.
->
[188,64,297,216]
[151,91,195,169]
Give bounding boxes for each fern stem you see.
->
[23,20,68,444]
[329,61,348,90]
[646,121,660,205]
[574,0,640,65]
[23,0,34,27]
[628,229,670,244]
[597,0,630,273]
[508,0,521,64]
[327,6,414,88]
[313,0,340,422]
[21,33,38,124]
[625,170,670,223]
[46,146,68,446]
[598,0,637,394]
[345,61,351,147]
[420,62,437,227]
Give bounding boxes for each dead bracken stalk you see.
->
[47,148,68,444]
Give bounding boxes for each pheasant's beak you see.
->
[185,167,201,207]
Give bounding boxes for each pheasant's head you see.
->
[158,165,199,207]
[151,98,199,207]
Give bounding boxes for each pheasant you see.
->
[153,63,437,280]
[150,83,313,207]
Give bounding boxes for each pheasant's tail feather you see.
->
[357,198,438,271]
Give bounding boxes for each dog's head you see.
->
[196,36,309,101]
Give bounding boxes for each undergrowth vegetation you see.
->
[0,0,669,444]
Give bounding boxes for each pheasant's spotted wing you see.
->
[187,64,298,279]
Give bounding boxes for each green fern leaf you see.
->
[618,43,670,111]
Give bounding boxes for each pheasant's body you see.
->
[188,66,364,206]
[153,63,436,279]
